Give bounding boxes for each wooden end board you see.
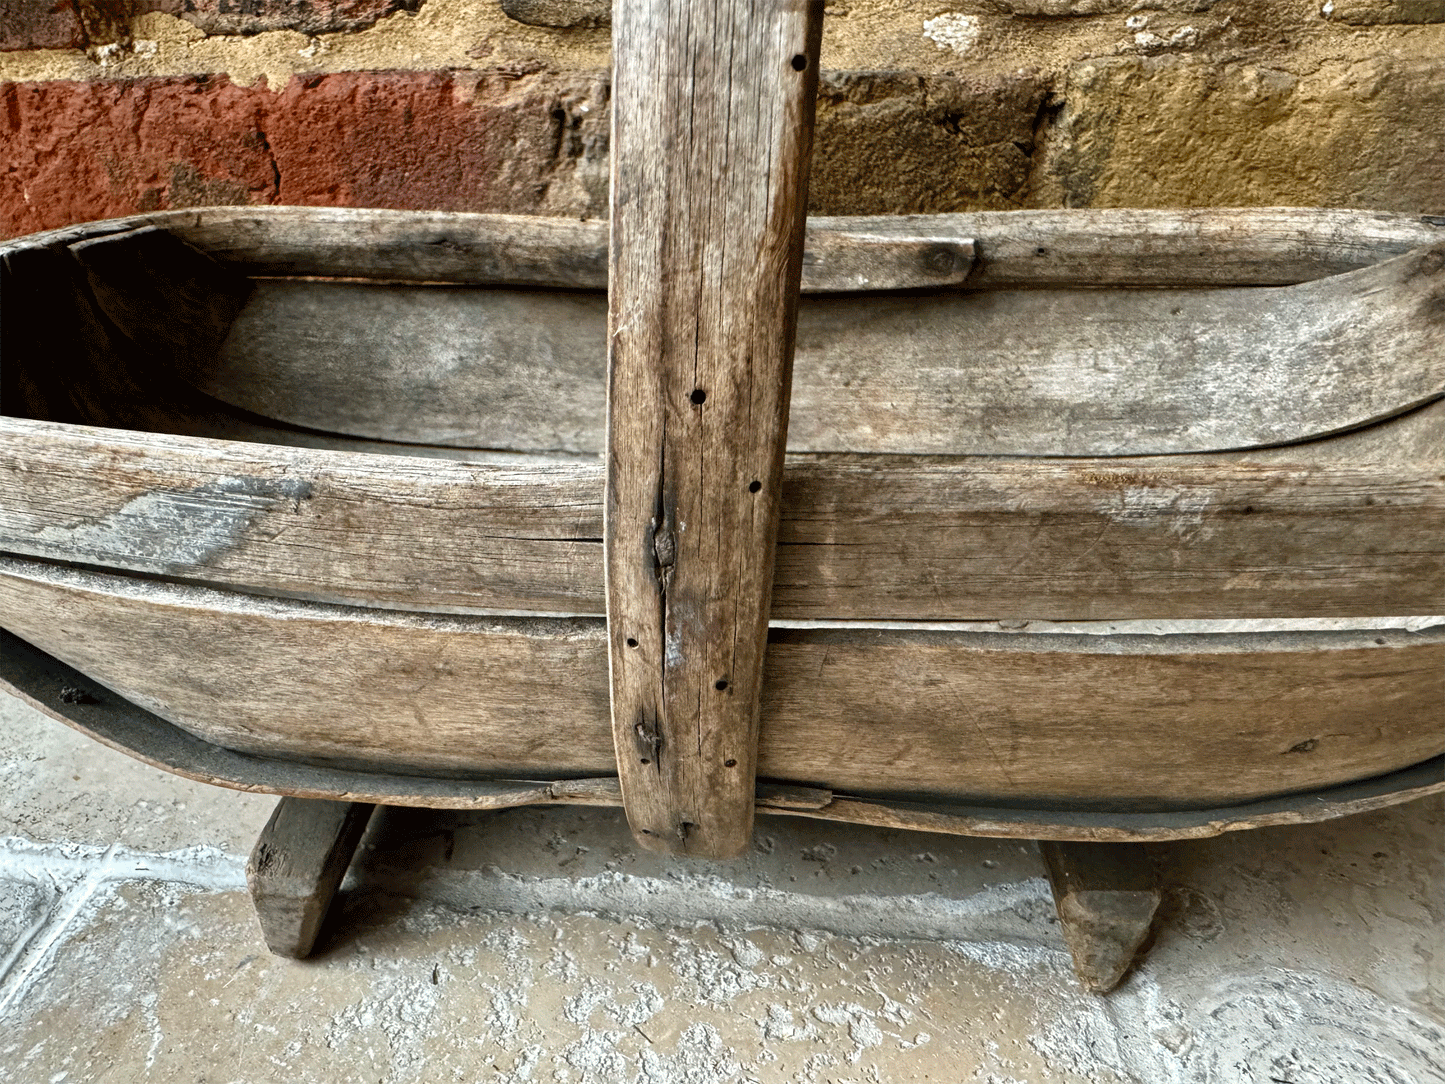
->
[605,0,824,857]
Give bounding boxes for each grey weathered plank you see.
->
[0,558,1439,809]
[6,205,1440,290]
[186,243,1445,456]
[246,797,375,958]
[1039,841,1162,994]
[6,626,1440,843]
[604,0,824,857]
[1,407,1440,620]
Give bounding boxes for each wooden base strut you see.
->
[246,797,376,958]
[1039,840,1162,994]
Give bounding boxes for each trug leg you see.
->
[246,797,375,958]
[1039,840,1162,994]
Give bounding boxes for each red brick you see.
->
[1,77,277,237]
[0,69,612,239]
[265,69,609,213]
[3,65,1059,239]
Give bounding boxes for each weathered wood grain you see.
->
[5,622,1438,839]
[0,209,973,297]
[8,207,1441,458]
[2,408,1440,620]
[1,559,1439,808]
[6,206,1441,290]
[6,626,1439,843]
[604,0,824,857]
[181,242,1445,456]
[1039,841,1161,994]
[246,797,375,958]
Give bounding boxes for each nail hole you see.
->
[715,679,729,691]
[748,480,762,493]
[724,759,737,768]
[640,828,654,835]
[791,54,807,71]
[690,388,707,405]
[626,637,638,648]
[640,758,650,765]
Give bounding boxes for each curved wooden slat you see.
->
[0,558,1439,809]
[9,208,1442,456]
[4,628,1440,844]
[1,207,978,296]
[2,407,1440,621]
[169,243,1445,456]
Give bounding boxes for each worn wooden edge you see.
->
[3,410,1441,621]
[246,797,375,958]
[4,628,1439,844]
[8,215,1440,463]
[5,206,1442,290]
[1,206,973,295]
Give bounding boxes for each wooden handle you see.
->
[605,0,824,857]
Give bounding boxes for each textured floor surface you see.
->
[1,688,1442,1083]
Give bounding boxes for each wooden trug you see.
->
[0,0,1441,991]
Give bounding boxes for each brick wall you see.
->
[2,0,1442,238]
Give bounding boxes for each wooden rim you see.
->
[4,205,1442,290]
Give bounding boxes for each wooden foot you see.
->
[1039,840,1161,994]
[246,797,375,958]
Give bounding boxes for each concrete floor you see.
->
[1,689,1441,1083]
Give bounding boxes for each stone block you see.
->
[0,878,54,956]
[986,0,1215,13]
[0,689,274,854]
[1035,54,1445,213]
[809,69,1052,214]
[1323,0,1445,23]
[150,0,423,37]
[499,0,609,29]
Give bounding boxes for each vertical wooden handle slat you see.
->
[605,0,824,857]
